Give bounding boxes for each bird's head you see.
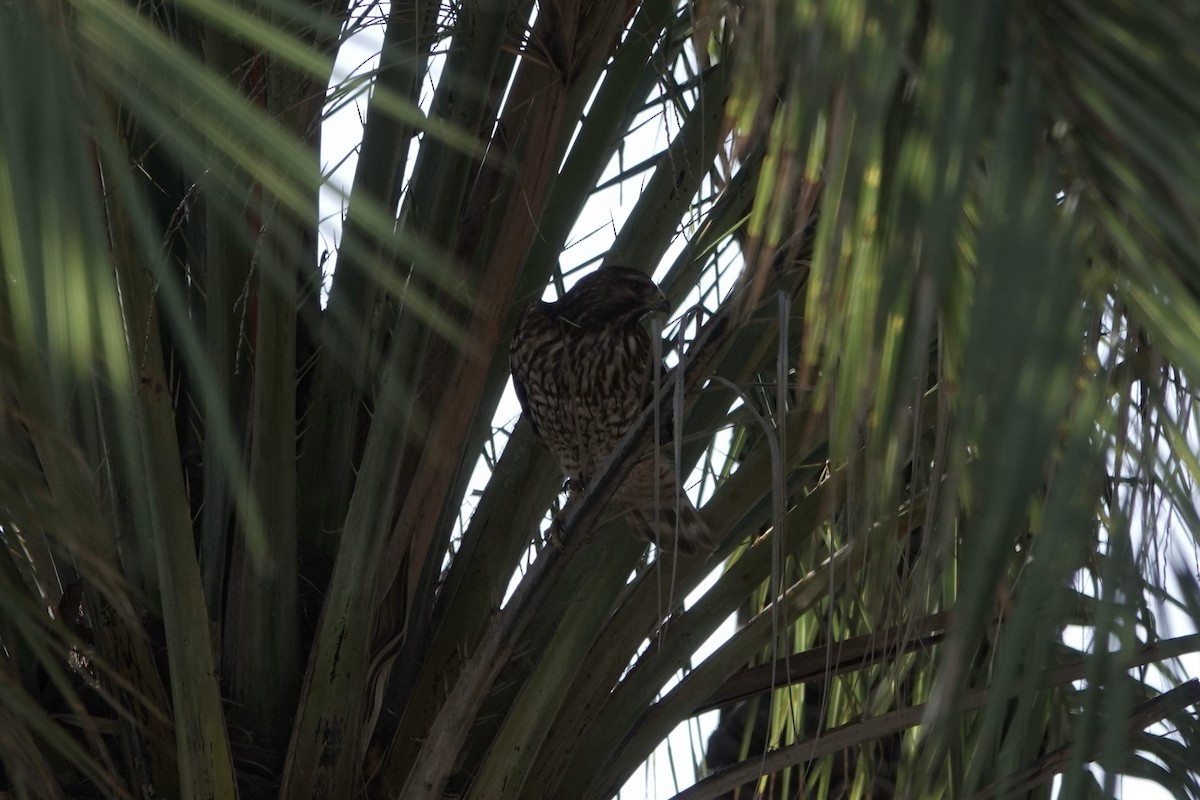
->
[554,265,670,328]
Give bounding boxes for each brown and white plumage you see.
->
[509,265,713,553]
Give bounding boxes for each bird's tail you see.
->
[624,498,713,554]
[618,458,715,554]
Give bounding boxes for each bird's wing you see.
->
[509,304,543,440]
[511,365,541,440]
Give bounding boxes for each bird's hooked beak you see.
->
[638,291,670,324]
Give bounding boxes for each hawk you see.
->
[510,265,713,553]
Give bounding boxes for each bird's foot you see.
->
[546,517,567,552]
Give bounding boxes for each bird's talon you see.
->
[547,519,567,552]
